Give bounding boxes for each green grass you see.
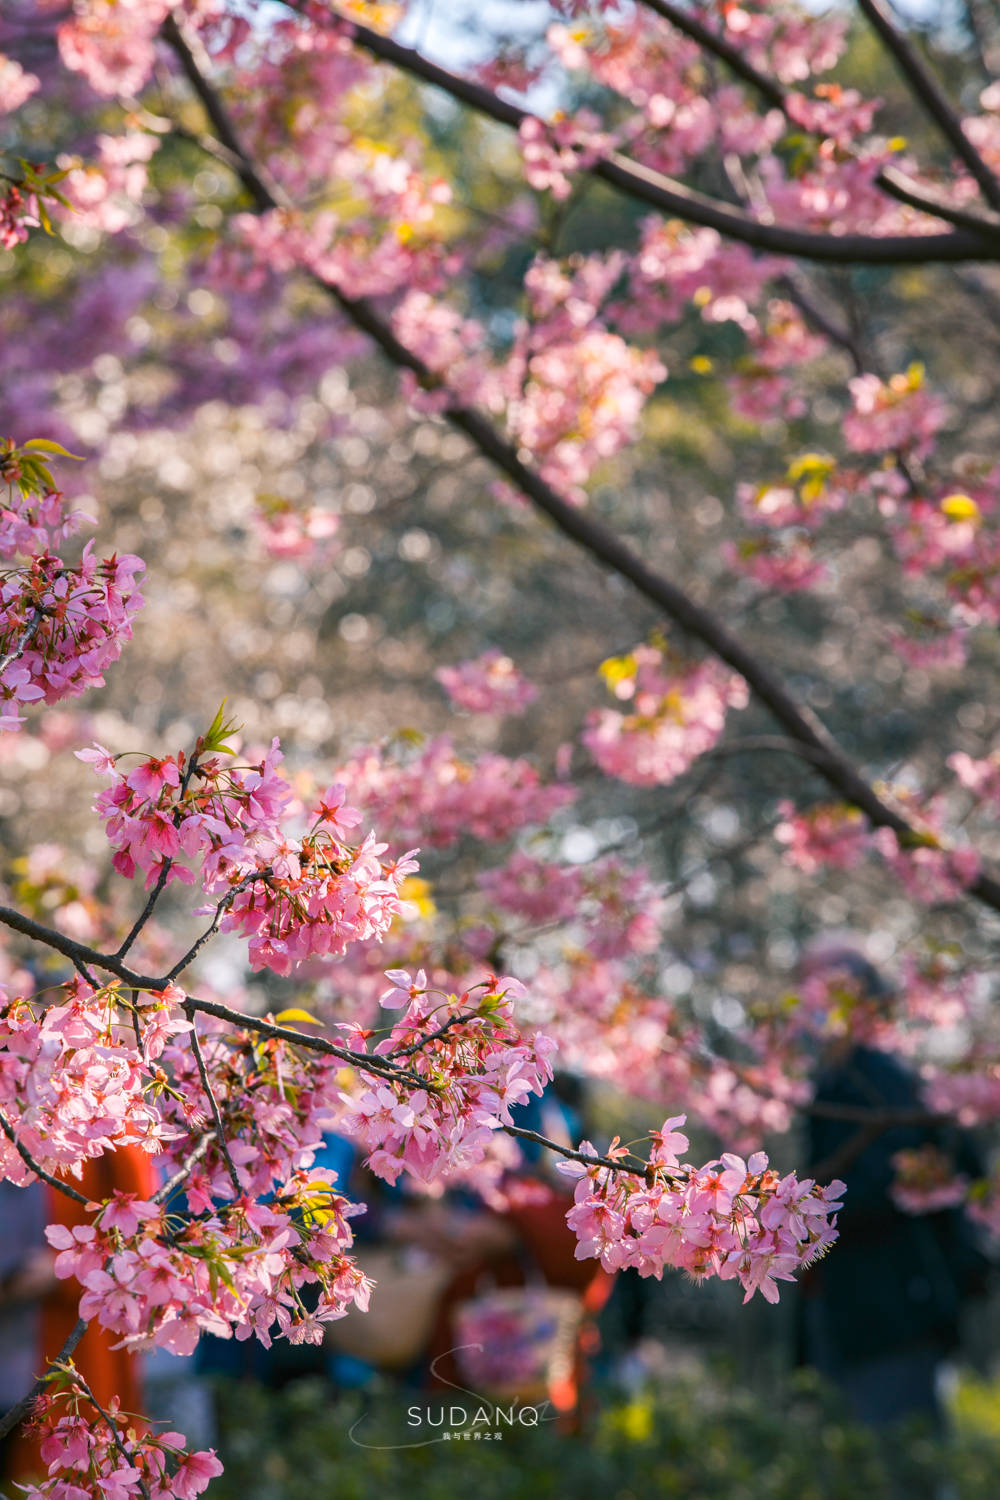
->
[203,1366,1000,1500]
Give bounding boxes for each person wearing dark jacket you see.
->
[797,945,989,1430]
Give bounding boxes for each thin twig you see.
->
[117,748,202,961]
[184,994,432,1089]
[387,1009,481,1060]
[116,861,174,961]
[153,1131,215,1204]
[52,1364,152,1500]
[183,1007,242,1197]
[501,1123,659,1179]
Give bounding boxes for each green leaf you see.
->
[274,1008,323,1027]
[200,698,242,756]
[23,439,84,461]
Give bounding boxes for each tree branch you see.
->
[183,995,431,1089]
[271,5,1000,265]
[155,15,1000,922]
[52,1366,151,1500]
[877,163,1000,235]
[154,1131,215,1204]
[641,0,1000,239]
[500,1123,661,1180]
[856,0,1000,213]
[183,1008,242,1197]
[0,607,44,680]
[0,1109,91,1205]
[0,1317,88,1442]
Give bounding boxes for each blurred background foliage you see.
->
[198,1365,1000,1500]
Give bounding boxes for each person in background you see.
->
[421,1074,615,1421]
[797,939,990,1432]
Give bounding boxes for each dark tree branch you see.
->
[878,163,1000,234]
[0,1317,88,1442]
[0,608,44,679]
[116,859,173,960]
[53,1367,151,1500]
[778,273,866,374]
[856,0,1000,212]
[0,903,162,988]
[273,6,1000,264]
[154,1131,215,1203]
[0,907,433,1089]
[156,15,1000,922]
[640,0,1000,239]
[639,0,788,109]
[502,1123,662,1180]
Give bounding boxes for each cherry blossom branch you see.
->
[51,1365,152,1500]
[277,6,1000,264]
[638,0,788,109]
[501,1123,655,1179]
[0,902,163,988]
[155,22,1000,921]
[0,905,440,1090]
[0,1108,90,1205]
[777,275,866,376]
[183,1009,242,1197]
[638,0,1000,236]
[183,995,433,1089]
[154,1130,215,1203]
[118,747,204,961]
[115,858,173,960]
[162,878,258,983]
[386,1009,481,1059]
[0,1132,217,1445]
[876,164,1000,234]
[856,0,1000,213]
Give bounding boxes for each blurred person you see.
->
[423,1075,615,1421]
[796,939,989,1433]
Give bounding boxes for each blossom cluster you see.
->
[340,970,556,1187]
[46,1172,371,1357]
[517,112,616,200]
[843,366,947,459]
[774,801,869,874]
[336,735,574,848]
[559,1117,844,1303]
[583,641,748,786]
[81,736,415,974]
[479,851,665,959]
[0,544,145,732]
[22,1390,222,1500]
[435,649,539,716]
[0,985,188,1183]
[0,440,145,732]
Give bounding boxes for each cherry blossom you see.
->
[583,641,748,786]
